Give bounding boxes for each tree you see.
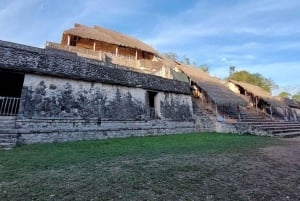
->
[226,70,278,93]
[163,52,209,73]
[229,66,235,76]
[199,64,209,73]
[163,52,179,61]
[182,56,190,65]
[279,91,292,98]
[292,92,300,102]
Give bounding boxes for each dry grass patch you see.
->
[0,133,299,200]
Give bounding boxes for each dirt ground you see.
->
[1,135,299,201]
[262,136,300,166]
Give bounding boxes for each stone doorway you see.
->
[0,71,24,116]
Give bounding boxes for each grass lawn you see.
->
[0,132,299,201]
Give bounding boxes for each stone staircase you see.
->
[234,107,300,138]
[0,116,18,149]
[192,97,215,132]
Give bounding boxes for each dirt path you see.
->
[262,136,300,166]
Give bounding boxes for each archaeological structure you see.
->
[0,24,299,149]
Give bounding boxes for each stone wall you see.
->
[159,93,193,120]
[16,121,198,144]
[0,40,190,95]
[20,74,146,120]
[19,74,194,122]
[0,40,250,146]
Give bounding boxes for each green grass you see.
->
[0,133,275,171]
[1,132,297,201]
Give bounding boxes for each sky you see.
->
[0,0,300,95]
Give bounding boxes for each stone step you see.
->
[269,128,300,134]
[254,125,300,129]
[0,116,16,129]
[0,142,16,150]
[0,133,17,149]
[274,132,300,138]
[239,121,299,125]
[0,134,17,142]
[240,118,267,121]
[240,120,273,124]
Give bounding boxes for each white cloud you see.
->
[0,0,299,89]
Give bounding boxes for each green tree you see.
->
[226,70,278,93]
[279,91,292,98]
[292,92,300,102]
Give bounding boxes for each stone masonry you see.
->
[0,40,214,147]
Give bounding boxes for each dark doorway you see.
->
[0,71,24,97]
[148,91,157,119]
[0,71,24,116]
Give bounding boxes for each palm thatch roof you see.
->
[229,80,271,97]
[178,64,247,106]
[63,23,158,55]
[228,80,284,107]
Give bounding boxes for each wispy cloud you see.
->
[0,0,299,92]
[141,0,300,92]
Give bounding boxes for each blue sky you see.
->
[1,0,300,95]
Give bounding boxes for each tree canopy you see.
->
[292,92,300,102]
[226,70,278,93]
[278,91,292,99]
[162,52,209,72]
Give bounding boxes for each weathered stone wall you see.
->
[0,40,190,95]
[19,74,194,122]
[20,74,147,120]
[16,120,198,144]
[159,93,193,120]
[216,122,271,136]
[0,40,234,146]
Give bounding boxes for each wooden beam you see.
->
[135,50,138,60]
[93,41,96,51]
[255,96,258,111]
[67,35,71,46]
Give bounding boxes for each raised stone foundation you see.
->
[14,119,198,144]
[0,40,204,147]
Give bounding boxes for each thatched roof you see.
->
[178,64,247,106]
[63,24,158,55]
[229,80,271,97]
[228,80,284,107]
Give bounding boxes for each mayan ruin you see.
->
[2,1,300,200]
[0,23,299,149]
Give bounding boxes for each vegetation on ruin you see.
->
[292,92,300,101]
[226,69,278,93]
[280,91,300,102]
[1,133,299,200]
[163,52,209,72]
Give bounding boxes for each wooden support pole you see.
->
[135,50,138,60]
[93,41,96,51]
[67,35,71,46]
[116,47,118,56]
[255,96,258,111]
